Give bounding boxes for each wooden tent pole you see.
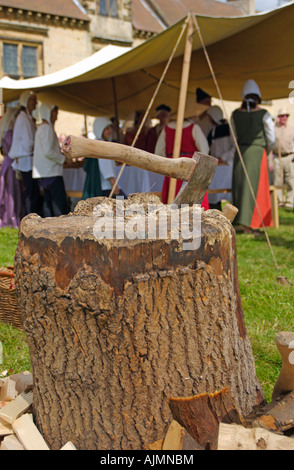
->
[167,14,195,205]
[84,115,88,136]
[112,77,120,142]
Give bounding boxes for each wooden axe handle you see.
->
[62,135,196,181]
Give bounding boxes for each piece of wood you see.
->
[145,439,164,450]
[161,419,202,451]
[217,423,294,450]
[221,203,239,223]
[0,378,16,401]
[12,413,50,450]
[0,417,13,436]
[162,420,185,450]
[272,331,294,400]
[63,135,196,181]
[1,434,24,450]
[169,387,246,450]
[60,441,77,450]
[10,371,33,395]
[0,390,33,424]
[246,391,294,433]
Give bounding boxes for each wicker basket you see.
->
[0,267,23,330]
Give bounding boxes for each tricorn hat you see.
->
[196,88,211,103]
[155,104,171,113]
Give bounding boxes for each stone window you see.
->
[99,0,118,18]
[2,41,42,79]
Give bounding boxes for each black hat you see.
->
[155,104,171,113]
[196,88,211,103]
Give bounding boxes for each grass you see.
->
[0,209,293,402]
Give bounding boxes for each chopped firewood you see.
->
[162,420,185,450]
[246,391,294,433]
[145,439,164,450]
[10,372,33,395]
[222,203,239,223]
[60,441,77,450]
[0,390,33,424]
[1,434,24,451]
[0,378,16,402]
[217,423,294,450]
[272,332,294,400]
[12,413,50,450]
[169,387,245,450]
[0,417,13,437]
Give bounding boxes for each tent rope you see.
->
[193,14,283,277]
[109,16,190,198]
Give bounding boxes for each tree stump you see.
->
[14,196,264,450]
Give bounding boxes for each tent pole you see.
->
[112,77,120,142]
[167,13,195,205]
[84,115,88,136]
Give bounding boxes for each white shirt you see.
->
[33,122,65,178]
[155,120,209,157]
[98,159,117,191]
[262,112,276,153]
[9,110,36,172]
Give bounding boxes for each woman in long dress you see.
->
[231,80,275,233]
[0,107,23,228]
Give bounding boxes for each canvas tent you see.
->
[0,2,294,119]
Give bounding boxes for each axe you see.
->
[62,135,217,206]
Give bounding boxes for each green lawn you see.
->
[0,209,293,402]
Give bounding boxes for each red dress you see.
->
[161,123,209,210]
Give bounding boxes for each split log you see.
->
[1,434,24,450]
[246,391,294,434]
[12,413,50,450]
[0,390,33,424]
[169,387,245,450]
[161,419,200,451]
[217,423,294,451]
[272,332,294,400]
[14,196,264,450]
[221,203,239,223]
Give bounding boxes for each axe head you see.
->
[173,152,218,206]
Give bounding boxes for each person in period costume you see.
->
[193,88,214,138]
[206,106,235,210]
[123,110,149,150]
[231,79,275,233]
[145,104,171,154]
[8,90,42,216]
[0,107,23,227]
[83,117,125,199]
[155,118,210,209]
[33,103,69,217]
[271,108,294,208]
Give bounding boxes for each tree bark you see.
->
[14,197,264,450]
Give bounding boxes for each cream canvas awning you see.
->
[1,2,294,118]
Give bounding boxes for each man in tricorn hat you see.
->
[271,108,294,208]
[145,104,171,153]
[193,88,214,138]
[196,87,212,106]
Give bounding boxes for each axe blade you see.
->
[173,152,218,206]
